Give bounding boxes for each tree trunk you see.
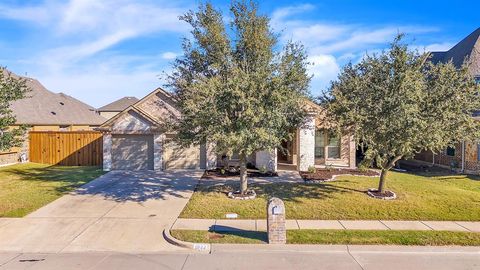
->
[377,155,403,194]
[239,153,248,194]
[378,169,388,193]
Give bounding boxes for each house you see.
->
[97,87,356,171]
[0,70,106,165]
[97,96,139,119]
[414,28,480,173]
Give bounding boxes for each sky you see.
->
[0,0,478,108]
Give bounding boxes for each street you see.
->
[1,245,479,270]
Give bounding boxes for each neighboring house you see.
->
[97,96,139,119]
[0,70,106,165]
[97,88,356,171]
[414,28,480,173]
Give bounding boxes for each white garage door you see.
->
[163,135,201,170]
[111,134,154,170]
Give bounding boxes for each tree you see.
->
[167,1,311,195]
[323,35,480,195]
[0,68,29,152]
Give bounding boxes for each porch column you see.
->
[206,142,217,170]
[255,149,278,172]
[153,134,164,170]
[297,114,316,171]
[103,133,112,171]
[349,134,356,168]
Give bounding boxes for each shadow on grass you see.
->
[208,227,268,243]
[398,162,480,181]
[196,180,366,203]
[1,165,104,194]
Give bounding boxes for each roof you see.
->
[429,27,480,76]
[5,70,107,126]
[97,96,139,112]
[99,87,179,130]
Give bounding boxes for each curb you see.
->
[162,229,211,253]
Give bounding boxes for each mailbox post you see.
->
[267,197,286,244]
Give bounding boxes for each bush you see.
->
[307,166,316,174]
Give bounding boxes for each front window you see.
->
[315,130,325,158]
[446,146,455,157]
[327,134,341,159]
[315,129,341,159]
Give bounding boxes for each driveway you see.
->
[0,170,201,253]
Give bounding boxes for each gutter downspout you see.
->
[461,141,466,173]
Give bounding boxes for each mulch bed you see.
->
[202,168,278,179]
[367,188,397,200]
[301,168,379,182]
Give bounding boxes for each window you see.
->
[477,144,480,161]
[446,146,455,157]
[315,129,341,159]
[475,76,480,84]
[315,130,325,158]
[327,134,341,159]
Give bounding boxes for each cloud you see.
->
[308,54,340,94]
[161,52,178,60]
[423,42,454,52]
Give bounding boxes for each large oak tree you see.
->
[324,35,480,195]
[168,1,311,195]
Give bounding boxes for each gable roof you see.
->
[429,28,480,76]
[5,70,107,126]
[97,96,139,112]
[99,87,179,130]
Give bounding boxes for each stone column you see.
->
[206,142,217,170]
[267,197,286,244]
[255,149,277,172]
[103,133,112,171]
[349,134,356,168]
[297,114,316,171]
[153,134,164,171]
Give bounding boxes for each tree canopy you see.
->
[0,68,29,152]
[323,34,480,194]
[167,0,311,194]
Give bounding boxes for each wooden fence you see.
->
[29,131,103,166]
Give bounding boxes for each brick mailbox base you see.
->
[267,197,286,244]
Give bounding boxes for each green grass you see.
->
[0,162,105,217]
[180,171,480,220]
[171,229,480,246]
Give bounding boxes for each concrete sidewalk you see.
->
[1,245,479,270]
[172,218,480,232]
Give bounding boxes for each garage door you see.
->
[164,135,200,169]
[112,135,154,170]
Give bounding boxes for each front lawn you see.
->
[171,229,480,246]
[0,163,105,217]
[180,170,480,220]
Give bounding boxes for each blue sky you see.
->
[0,0,478,107]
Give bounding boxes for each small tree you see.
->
[168,1,310,195]
[324,35,480,195]
[0,68,30,151]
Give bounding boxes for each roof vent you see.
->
[59,102,65,105]
[51,111,56,115]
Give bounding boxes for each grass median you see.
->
[171,229,480,246]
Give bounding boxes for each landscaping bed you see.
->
[300,168,379,182]
[202,168,278,179]
[0,163,105,217]
[171,229,480,246]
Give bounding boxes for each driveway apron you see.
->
[0,170,200,253]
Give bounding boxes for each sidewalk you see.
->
[172,218,480,232]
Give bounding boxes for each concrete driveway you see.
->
[0,170,201,253]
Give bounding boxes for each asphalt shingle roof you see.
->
[429,27,480,76]
[97,96,139,112]
[5,70,107,126]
